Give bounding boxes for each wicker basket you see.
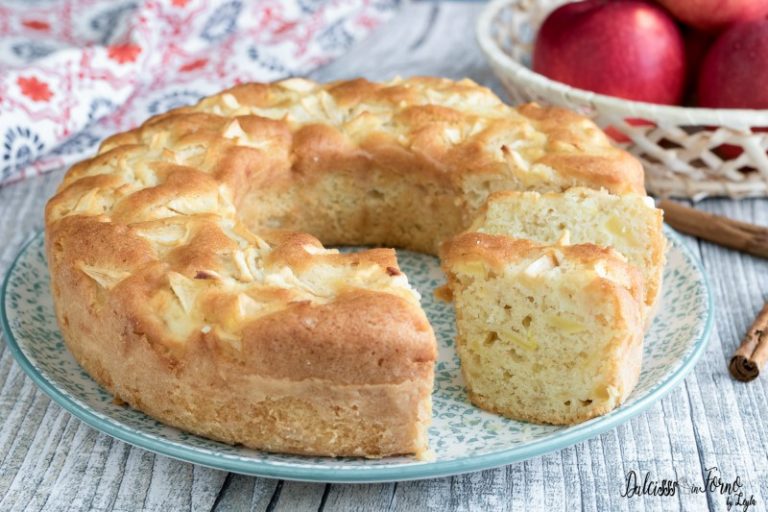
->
[477,0,768,200]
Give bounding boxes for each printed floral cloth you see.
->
[0,0,397,187]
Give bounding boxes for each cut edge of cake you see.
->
[440,232,646,425]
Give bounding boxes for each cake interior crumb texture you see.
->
[442,235,646,424]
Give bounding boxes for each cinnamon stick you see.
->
[729,303,768,382]
[658,200,768,259]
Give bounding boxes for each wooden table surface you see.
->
[1,2,767,511]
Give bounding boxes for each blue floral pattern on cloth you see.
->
[89,2,138,45]
[200,1,243,43]
[1,228,712,482]
[10,41,56,63]
[1,127,45,182]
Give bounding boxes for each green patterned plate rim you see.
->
[1,227,712,483]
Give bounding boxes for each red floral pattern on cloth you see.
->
[107,44,143,64]
[21,20,50,31]
[17,77,53,102]
[0,0,397,186]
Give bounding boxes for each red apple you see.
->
[697,19,768,108]
[714,142,744,160]
[655,0,768,33]
[683,28,714,104]
[533,0,686,105]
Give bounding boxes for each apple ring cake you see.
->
[44,77,660,458]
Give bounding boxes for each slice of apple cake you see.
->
[441,233,645,424]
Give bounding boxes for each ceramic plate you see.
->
[1,227,712,483]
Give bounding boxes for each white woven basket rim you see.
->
[476,0,768,128]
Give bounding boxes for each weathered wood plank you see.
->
[687,198,768,512]
[390,476,453,511]
[312,1,505,96]
[321,483,395,512]
[270,482,326,511]
[211,474,279,512]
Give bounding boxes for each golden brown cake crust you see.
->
[45,77,648,457]
[440,232,646,307]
